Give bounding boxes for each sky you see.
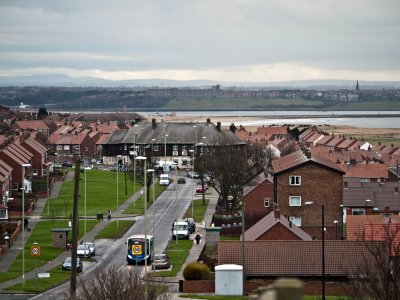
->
[0,0,399,83]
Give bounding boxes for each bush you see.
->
[183,262,211,280]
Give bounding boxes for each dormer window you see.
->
[289,176,301,186]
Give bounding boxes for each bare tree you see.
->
[246,142,276,174]
[202,146,251,212]
[280,140,297,156]
[61,265,171,300]
[347,223,400,300]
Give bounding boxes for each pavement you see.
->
[0,170,218,297]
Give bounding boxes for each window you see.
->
[352,208,365,215]
[56,145,62,151]
[74,145,80,150]
[264,199,270,208]
[289,216,302,226]
[182,159,188,166]
[289,176,301,186]
[173,145,178,151]
[360,178,370,183]
[64,145,70,150]
[154,145,159,152]
[289,196,301,206]
[182,145,187,152]
[0,209,6,219]
[32,169,38,176]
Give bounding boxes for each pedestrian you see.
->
[108,210,112,220]
[24,218,30,231]
[195,232,201,245]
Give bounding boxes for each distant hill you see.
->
[0,74,399,89]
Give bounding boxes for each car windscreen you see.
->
[174,224,188,230]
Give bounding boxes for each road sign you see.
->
[38,272,50,278]
[31,245,40,256]
[132,245,142,255]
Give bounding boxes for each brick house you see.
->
[242,210,312,241]
[0,159,13,204]
[272,150,345,240]
[343,164,388,183]
[12,120,50,139]
[243,172,274,226]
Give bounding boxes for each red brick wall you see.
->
[183,280,215,293]
[244,180,274,226]
[258,223,302,240]
[183,279,349,296]
[276,162,343,240]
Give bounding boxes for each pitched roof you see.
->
[243,172,273,197]
[272,150,345,174]
[326,137,345,147]
[242,211,312,241]
[343,181,400,211]
[15,120,49,130]
[218,240,380,277]
[106,122,246,146]
[315,135,334,146]
[256,126,287,136]
[343,164,388,179]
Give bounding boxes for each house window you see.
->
[289,196,301,206]
[64,145,70,150]
[74,145,80,150]
[352,208,365,215]
[182,159,188,166]
[0,209,6,219]
[173,145,178,151]
[360,178,370,183]
[289,216,302,226]
[32,169,38,176]
[182,145,187,152]
[289,176,301,186]
[56,145,62,150]
[154,145,159,152]
[264,199,270,208]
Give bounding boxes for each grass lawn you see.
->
[123,183,167,214]
[95,220,135,239]
[42,169,141,218]
[184,199,209,223]
[5,263,70,293]
[0,219,98,284]
[180,296,347,300]
[152,239,193,277]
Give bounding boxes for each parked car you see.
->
[62,257,83,273]
[82,242,96,256]
[62,162,73,168]
[77,244,91,257]
[152,254,170,270]
[186,218,196,234]
[178,177,186,184]
[196,185,206,193]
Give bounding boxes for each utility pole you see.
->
[70,157,80,299]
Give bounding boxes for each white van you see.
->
[159,174,170,186]
[172,219,190,240]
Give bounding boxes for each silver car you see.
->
[82,242,96,256]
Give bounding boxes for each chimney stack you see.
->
[229,123,236,134]
[206,118,211,124]
[216,121,221,131]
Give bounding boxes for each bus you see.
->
[126,234,154,265]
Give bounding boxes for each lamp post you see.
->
[136,156,148,275]
[151,138,155,169]
[189,149,195,218]
[365,199,371,215]
[333,220,338,240]
[164,134,168,170]
[147,169,155,254]
[116,155,122,228]
[305,201,325,300]
[84,167,87,237]
[21,163,31,281]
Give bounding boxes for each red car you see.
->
[196,184,208,193]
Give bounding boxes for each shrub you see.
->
[183,262,211,280]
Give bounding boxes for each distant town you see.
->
[1,82,400,111]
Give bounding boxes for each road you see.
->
[32,173,196,299]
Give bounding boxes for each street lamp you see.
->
[189,149,195,218]
[21,163,31,281]
[136,156,148,275]
[305,201,325,300]
[147,169,155,254]
[151,138,155,169]
[365,199,371,214]
[116,155,122,228]
[164,134,168,170]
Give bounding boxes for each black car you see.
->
[62,162,73,168]
[178,177,186,184]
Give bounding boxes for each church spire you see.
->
[356,80,360,91]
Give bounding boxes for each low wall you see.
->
[183,279,349,296]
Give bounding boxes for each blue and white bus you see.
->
[126,234,154,265]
